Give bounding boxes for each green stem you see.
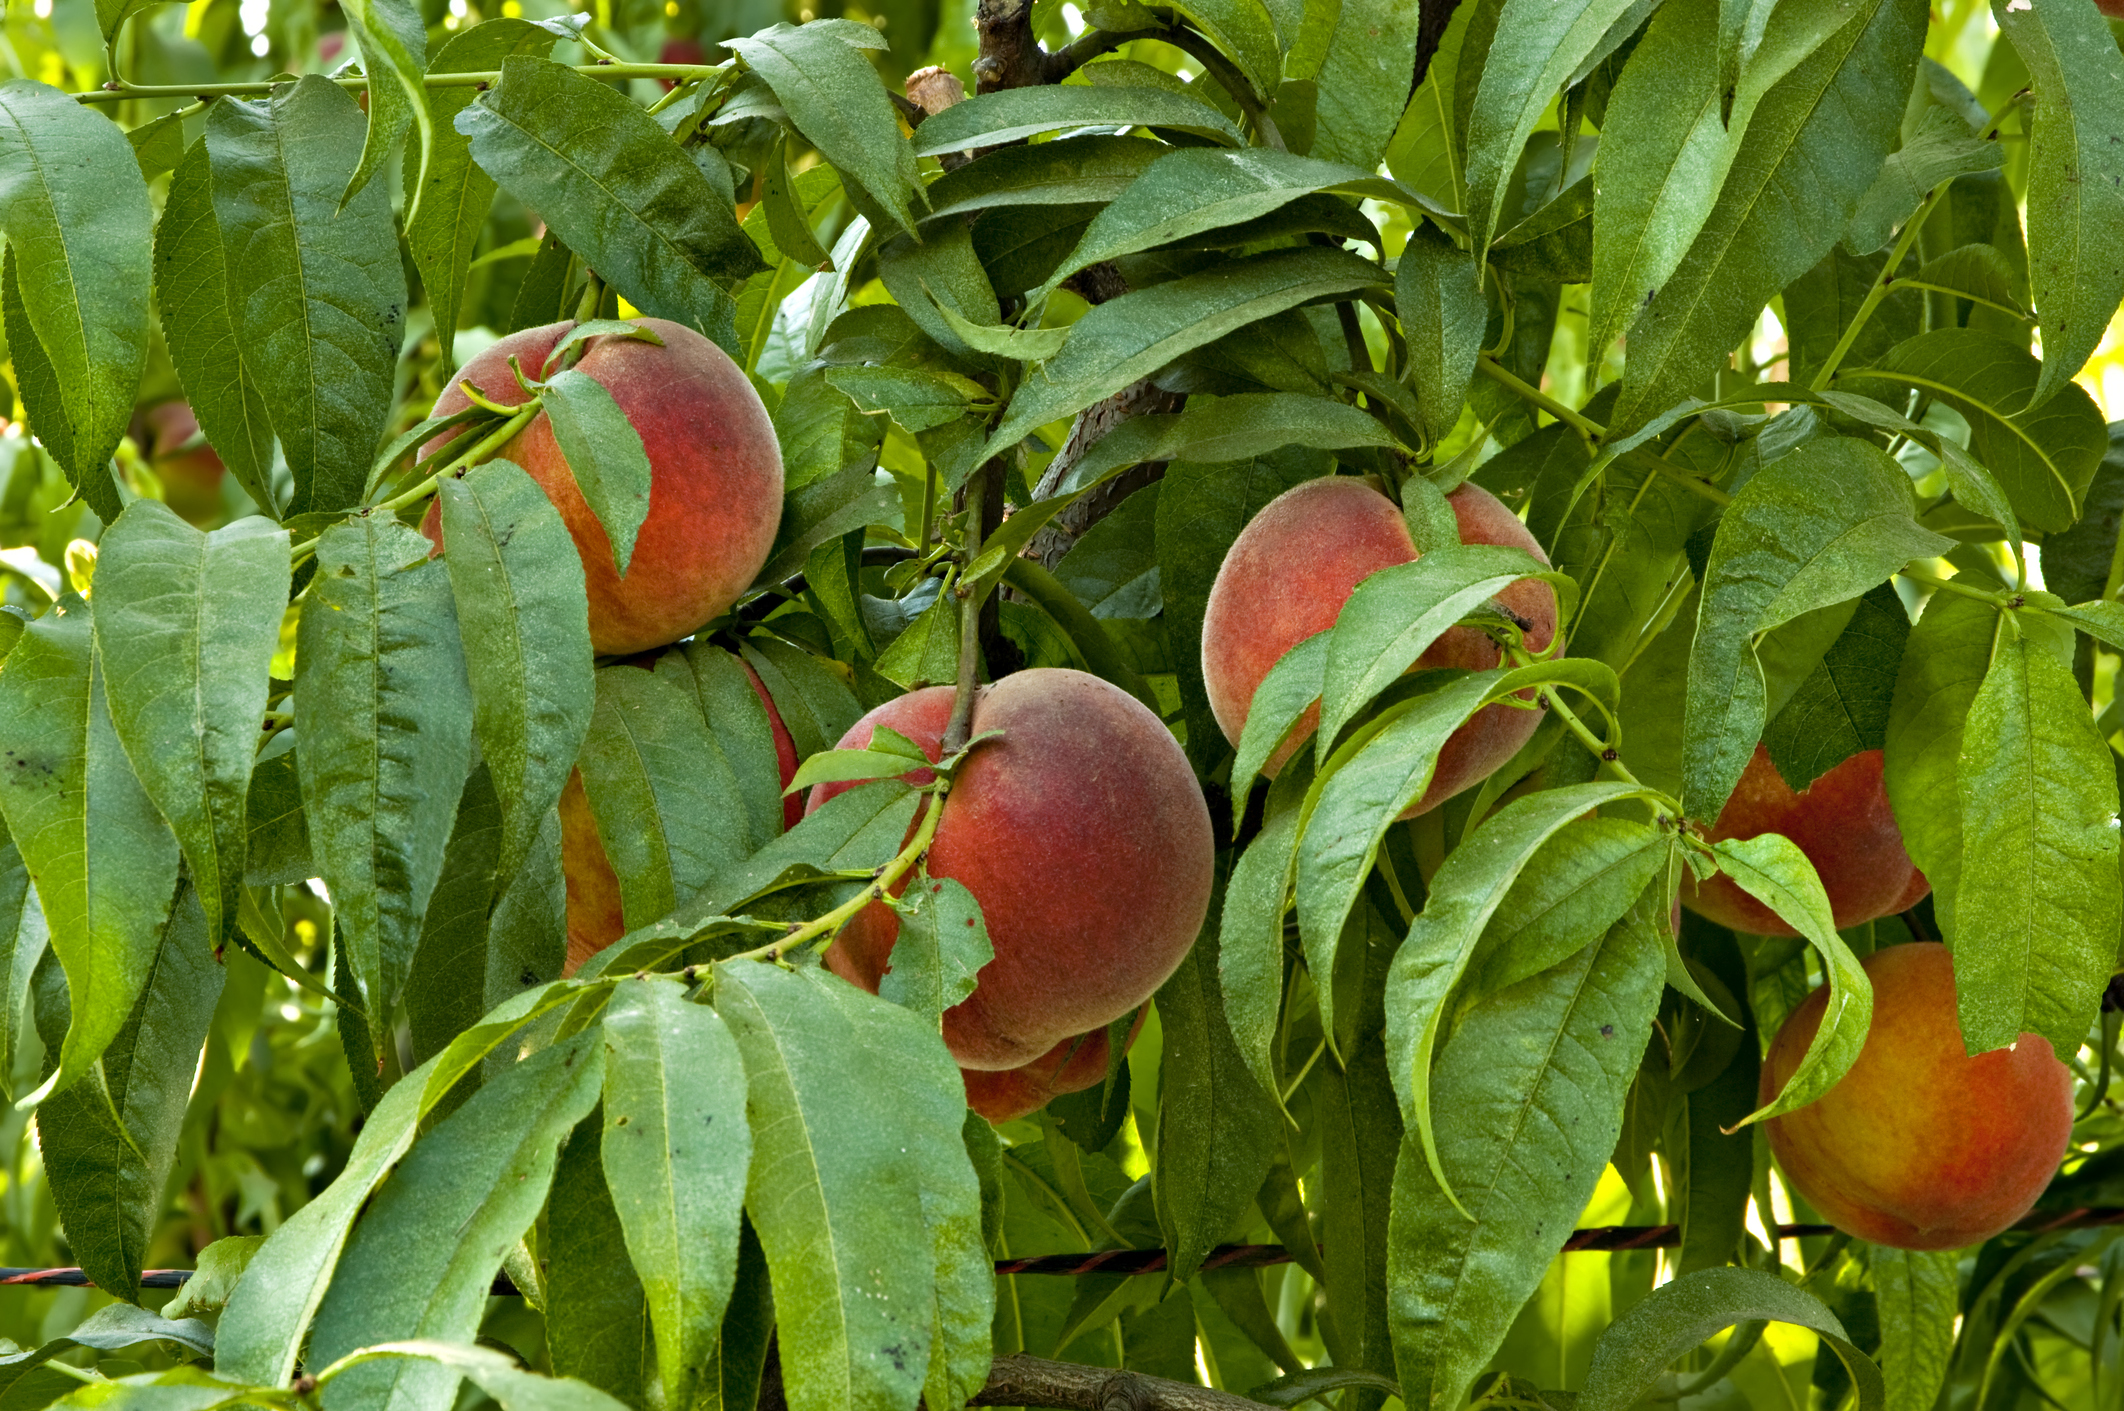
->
[72,62,718,102]
[1810,93,2024,392]
[289,400,540,567]
[943,469,992,757]
[729,788,948,965]
[1898,565,2011,606]
[1475,355,1600,440]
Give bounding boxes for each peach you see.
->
[561,655,800,973]
[1762,942,2073,1250]
[420,318,782,656]
[962,1010,1143,1124]
[1682,746,1929,937]
[809,668,1214,1069]
[139,402,226,526]
[1200,477,1558,814]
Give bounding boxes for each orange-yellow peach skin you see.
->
[1762,942,2073,1251]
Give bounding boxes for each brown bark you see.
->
[1024,377,1182,569]
[971,1354,1277,1410]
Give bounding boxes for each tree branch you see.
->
[971,1354,1276,1410]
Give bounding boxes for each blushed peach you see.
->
[1200,477,1557,814]
[962,1011,1144,1124]
[809,669,1213,1070]
[1762,942,2073,1250]
[1682,746,1929,937]
[420,318,782,656]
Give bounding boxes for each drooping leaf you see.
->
[1681,436,1951,820]
[203,77,408,517]
[920,136,1165,221]
[880,876,994,1026]
[0,80,153,517]
[403,764,503,1077]
[1308,0,1422,171]
[1053,394,1399,501]
[911,84,1245,157]
[93,503,290,945]
[37,884,221,1303]
[314,1341,632,1411]
[458,57,762,355]
[1760,583,1909,793]
[1953,617,2119,1059]
[548,1113,652,1404]
[1397,226,1484,447]
[0,822,48,1098]
[1882,590,1998,944]
[1844,103,2004,256]
[406,18,564,368]
[1219,768,1307,1101]
[0,596,181,1101]
[1994,0,2124,407]
[726,23,923,239]
[1576,1267,1883,1411]
[308,1033,604,1411]
[1872,1246,1959,1411]
[295,518,474,1048]
[601,977,752,1411]
[1388,907,1664,1411]
[338,0,429,212]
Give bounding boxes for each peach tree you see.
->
[0,0,2121,1407]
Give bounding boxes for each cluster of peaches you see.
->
[347,316,2068,1254]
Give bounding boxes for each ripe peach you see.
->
[962,1011,1144,1124]
[1200,477,1557,814]
[809,669,1214,1070]
[657,37,707,89]
[1762,942,2073,1250]
[420,318,782,656]
[1682,746,1929,937]
[139,402,227,526]
[561,655,800,973]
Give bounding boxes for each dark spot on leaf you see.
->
[520,968,538,986]
[1600,1024,1614,1038]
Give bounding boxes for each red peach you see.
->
[1682,745,1929,937]
[140,402,227,526]
[1200,477,1557,814]
[1762,941,2073,1250]
[420,318,782,656]
[962,1010,1145,1124]
[809,669,1214,1070]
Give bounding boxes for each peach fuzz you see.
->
[1200,476,1558,815]
[809,668,1214,1070]
[1762,942,2073,1250]
[560,656,800,974]
[963,1011,1145,1124]
[1681,745,1928,937]
[420,318,782,656]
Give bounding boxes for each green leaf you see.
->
[1872,1247,1959,1411]
[155,138,277,517]
[1038,148,1419,300]
[826,365,990,434]
[37,884,221,1303]
[1316,542,1558,760]
[1462,0,1645,254]
[920,136,1164,221]
[458,57,761,354]
[714,961,988,1411]
[1680,435,1951,818]
[295,518,475,1044]
[0,596,181,1102]
[203,77,408,517]
[1251,1370,1403,1409]
[537,369,655,576]
[404,765,503,1075]
[672,642,799,843]
[437,460,596,883]
[1308,0,1422,171]
[740,637,863,764]
[1845,104,2003,256]
[315,1341,631,1411]
[1995,0,2124,406]
[215,980,595,1384]
[1054,394,1398,500]
[1839,329,2109,533]
[1381,782,1659,1215]
[0,81,152,515]
[601,977,751,1411]
[92,503,290,946]
[761,135,832,271]
[577,659,756,931]
[1760,582,1909,793]
[307,1033,604,1411]
[754,462,902,587]
[1711,832,1873,1123]
[1609,0,1924,431]
[1953,619,2120,1058]
[1666,1014,1758,1276]
[1397,226,1484,446]
[1464,815,1668,999]
[1219,770,1306,1101]
[1882,590,1997,943]
[726,23,923,239]
[912,85,1245,156]
[1576,1267,1884,1411]
[1230,631,1328,810]
[1154,861,1278,1284]
[338,0,429,212]
[406,18,564,368]
[1176,0,1282,101]
[548,1114,651,1404]
[880,876,994,1026]
[0,822,48,1100]
[1388,906,1665,1411]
